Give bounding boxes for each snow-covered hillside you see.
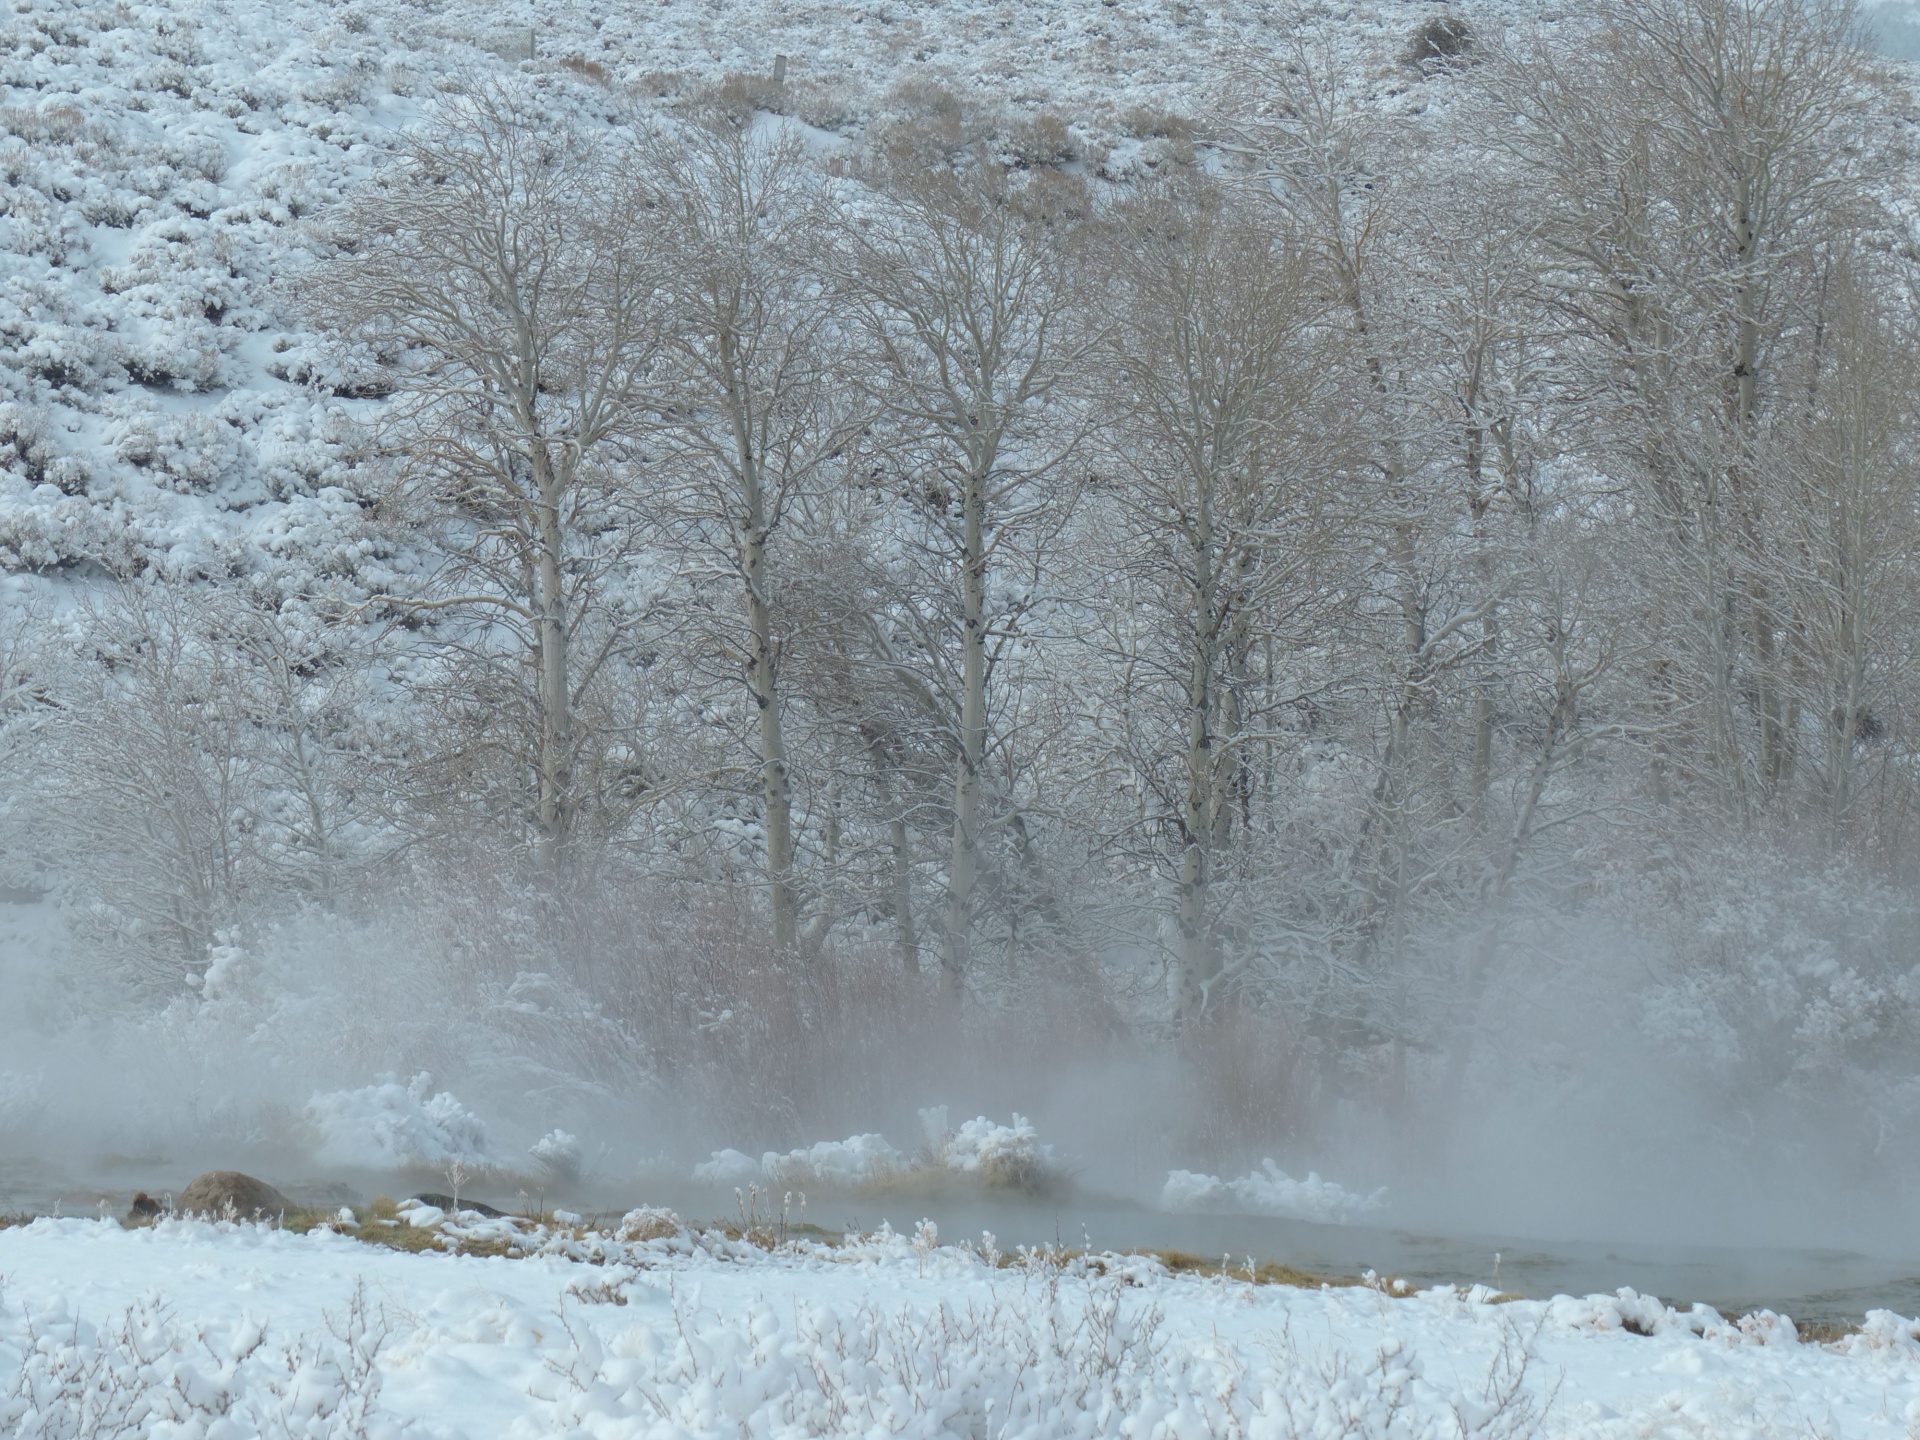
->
[6,1213,1920,1438]
[0,0,1459,583]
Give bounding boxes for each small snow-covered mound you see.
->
[1162,1160,1386,1224]
[305,1071,495,1172]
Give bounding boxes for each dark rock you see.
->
[177,1170,293,1219]
[127,1191,162,1221]
[411,1192,507,1218]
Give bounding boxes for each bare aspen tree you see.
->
[845,157,1090,1002]
[1781,254,1920,824]
[1491,0,1875,812]
[645,109,861,952]
[1232,49,1478,983]
[310,84,665,875]
[1435,544,1628,1115]
[34,584,390,991]
[1100,185,1350,1023]
[42,589,250,987]
[1400,183,1554,827]
[780,511,952,975]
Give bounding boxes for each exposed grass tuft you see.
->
[1793,1317,1863,1344]
[1142,1248,1370,1289]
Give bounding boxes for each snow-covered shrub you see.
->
[615,1206,681,1242]
[697,1115,1063,1193]
[761,1134,904,1189]
[0,1282,395,1440]
[536,1270,1167,1436]
[944,1113,1055,1190]
[536,1264,1547,1440]
[305,1071,494,1172]
[692,1148,761,1186]
[919,1107,1061,1191]
[1162,1159,1387,1224]
[529,1128,582,1183]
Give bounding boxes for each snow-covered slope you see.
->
[0,0,403,586]
[0,0,1464,585]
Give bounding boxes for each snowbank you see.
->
[1162,1159,1388,1224]
[304,1071,495,1172]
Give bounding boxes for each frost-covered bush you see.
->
[305,1071,495,1172]
[1623,850,1920,1173]
[695,1134,905,1190]
[694,1113,1064,1193]
[530,1128,582,1183]
[692,1148,761,1186]
[615,1206,681,1242]
[0,1279,395,1440]
[535,1263,1545,1440]
[921,1107,1062,1191]
[1161,1161,1387,1224]
[761,1133,903,1189]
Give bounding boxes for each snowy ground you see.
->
[5,1214,1920,1438]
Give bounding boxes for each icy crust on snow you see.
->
[304,1070,495,1172]
[693,1112,1060,1191]
[6,1218,1920,1439]
[1162,1158,1389,1224]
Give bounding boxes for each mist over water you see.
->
[3,863,1914,1288]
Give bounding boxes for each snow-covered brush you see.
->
[532,1253,1551,1440]
[0,1281,394,1440]
[529,1128,584,1185]
[694,1110,1066,1196]
[1162,1159,1388,1225]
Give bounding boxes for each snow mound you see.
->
[304,1071,495,1172]
[394,1199,445,1229]
[1162,1160,1387,1224]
